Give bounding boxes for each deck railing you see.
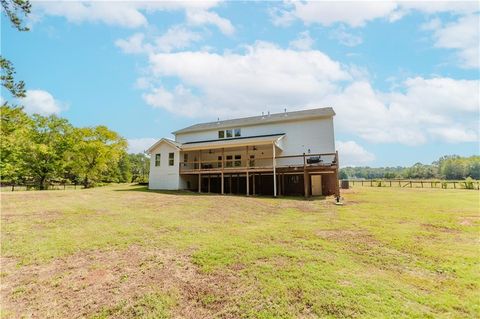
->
[179,152,338,173]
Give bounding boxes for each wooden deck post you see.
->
[208,175,211,193]
[221,148,225,194]
[229,174,232,194]
[252,173,256,195]
[198,173,202,193]
[246,146,249,196]
[303,153,309,198]
[273,142,277,197]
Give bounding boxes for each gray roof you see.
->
[172,107,335,135]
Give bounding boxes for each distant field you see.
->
[1,185,479,318]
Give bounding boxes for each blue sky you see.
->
[2,1,479,166]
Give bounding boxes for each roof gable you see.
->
[146,138,182,154]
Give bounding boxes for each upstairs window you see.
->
[234,128,241,137]
[155,154,161,167]
[169,152,174,166]
[226,129,233,138]
[218,130,225,139]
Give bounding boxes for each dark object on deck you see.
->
[341,180,349,189]
[307,156,322,164]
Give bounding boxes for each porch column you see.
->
[252,174,256,195]
[221,148,225,194]
[246,146,249,196]
[303,153,309,198]
[198,173,202,193]
[273,142,277,197]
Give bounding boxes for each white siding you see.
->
[176,117,336,165]
[148,143,181,190]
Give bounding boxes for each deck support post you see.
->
[221,148,225,195]
[198,173,202,193]
[273,142,277,197]
[252,174,256,195]
[208,175,211,193]
[246,146,249,196]
[303,153,309,198]
[229,174,232,194]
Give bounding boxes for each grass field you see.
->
[1,185,479,318]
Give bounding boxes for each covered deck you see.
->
[178,134,339,198]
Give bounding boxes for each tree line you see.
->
[340,155,480,180]
[1,105,150,189]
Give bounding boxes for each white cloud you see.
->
[32,1,233,33]
[20,90,63,115]
[155,26,202,52]
[115,33,148,54]
[186,9,235,35]
[33,2,148,28]
[431,14,480,69]
[336,141,375,166]
[137,41,478,145]
[329,27,362,47]
[116,26,202,55]
[271,1,399,27]
[144,41,350,118]
[271,1,479,28]
[289,31,314,50]
[127,137,158,153]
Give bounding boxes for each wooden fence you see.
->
[344,179,480,190]
[1,182,82,192]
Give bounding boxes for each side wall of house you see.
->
[149,143,181,190]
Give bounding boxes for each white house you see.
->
[147,107,339,198]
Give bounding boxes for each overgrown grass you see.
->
[1,185,479,318]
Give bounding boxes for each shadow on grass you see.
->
[114,185,328,201]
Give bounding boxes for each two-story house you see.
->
[147,107,339,198]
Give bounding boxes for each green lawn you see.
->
[1,185,479,318]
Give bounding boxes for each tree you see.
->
[129,153,150,183]
[23,114,74,189]
[0,104,31,183]
[1,0,31,98]
[1,0,31,31]
[70,126,127,187]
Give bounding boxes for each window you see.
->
[234,128,241,137]
[218,156,222,168]
[226,129,233,138]
[169,152,174,166]
[226,155,233,167]
[234,155,241,167]
[249,155,255,167]
[183,153,188,167]
[155,154,161,167]
[218,130,225,139]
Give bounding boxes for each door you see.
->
[311,175,322,196]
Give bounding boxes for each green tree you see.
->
[1,0,31,99]
[70,126,127,188]
[23,114,74,189]
[129,153,150,183]
[0,104,31,183]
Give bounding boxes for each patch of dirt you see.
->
[1,246,248,318]
[421,224,460,233]
[459,216,479,226]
